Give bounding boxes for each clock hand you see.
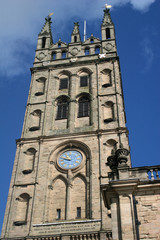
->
[61,157,71,161]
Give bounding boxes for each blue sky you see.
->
[0,0,160,233]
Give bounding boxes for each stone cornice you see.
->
[16,127,129,144]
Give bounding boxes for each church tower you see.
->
[1,8,130,240]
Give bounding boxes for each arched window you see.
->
[78,69,91,88]
[106,28,111,39]
[52,52,56,60]
[56,98,69,120]
[29,110,41,131]
[59,78,68,89]
[74,36,77,42]
[101,69,112,87]
[23,148,36,174]
[42,37,46,48]
[48,178,67,221]
[58,42,61,48]
[78,96,90,117]
[85,47,90,56]
[95,46,100,54]
[90,38,94,43]
[104,101,114,123]
[70,176,86,219]
[14,193,30,226]
[35,77,46,96]
[62,51,67,59]
[80,75,88,87]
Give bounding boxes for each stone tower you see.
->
[1,8,131,240]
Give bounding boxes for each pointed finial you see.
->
[48,12,54,17]
[72,22,80,34]
[105,4,112,9]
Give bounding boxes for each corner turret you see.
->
[101,7,117,56]
[71,22,81,44]
[37,15,53,50]
[101,8,115,41]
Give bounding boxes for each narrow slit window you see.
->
[95,46,100,54]
[59,78,68,89]
[90,38,94,43]
[106,28,111,39]
[56,99,68,120]
[57,209,61,220]
[80,76,88,87]
[42,37,46,48]
[52,52,56,60]
[78,97,90,118]
[62,51,67,59]
[74,36,77,42]
[58,43,61,48]
[77,207,81,218]
[85,48,90,56]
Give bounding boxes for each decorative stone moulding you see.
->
[36,52,46,61]
[104,43,113,51]
[115,148,129,167]
[70,57,78,62]
[71,47,79,56]
[106,155,118,171]
[106,147,130,171]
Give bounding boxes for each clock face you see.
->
[58,150,82,170]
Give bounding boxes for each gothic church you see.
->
[1,8,160,240]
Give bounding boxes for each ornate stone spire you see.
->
[71,22,81,43]
[102,8,113,26]
[40,15,52,35]
[35,15,53,49]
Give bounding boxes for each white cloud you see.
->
[130,0,156,11]
[0,0,156,79]
[107,0,156,11]
[141,38,154,71]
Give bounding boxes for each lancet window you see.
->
[56,97,69,120]
[23,148,36,174]
[14,193,30,226]
[29,110,41,131]
[78,96,90,118]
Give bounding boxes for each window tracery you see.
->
[56,97,69,120]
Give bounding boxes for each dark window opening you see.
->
[95,47,100,54]
[80,76,88,87]
[14,220,27,226]
[58,43,61,48]
[57,209,61,220]
[74,36,77,42]
[59,78,68,89]
[42,37,46,48]
[77,207,81,218]
[78,97,90,118]
[85,48,90,56]
[106,28,111,39]
[56,99,68,119]
[90,38,94,43]
[52,52,56,60]
[62,51,67,59]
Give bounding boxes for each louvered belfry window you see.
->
[56,98,68,119]
[80,76,88,87]
[78,97,90,117]
[59,78,68,89]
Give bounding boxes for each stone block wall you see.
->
[135,190,160,240]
